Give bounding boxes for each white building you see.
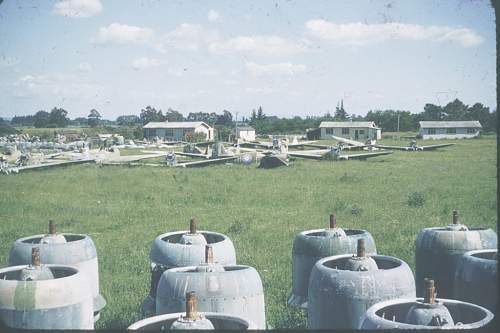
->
[418,121,482,139]
[143,121,214,141]
[236,126,256,141]
[319,121,382,140]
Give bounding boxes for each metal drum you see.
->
[360,280,494,329]
[129,292,256,330]
[308,239,416,329]
[8,221,106,321]
[0,248,94,329]
[156,245,265,329]
[142,219,236,315]
[454,249,497,312]
[415,210,497,298]
[288,214,377,309]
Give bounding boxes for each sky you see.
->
[0,0,496,120]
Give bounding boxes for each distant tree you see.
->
[0,118,18,135]
[215,110,233,126]
[422,103,444,121]
[48,107,69,127]
[11,115,35,126]
[116,115,141,126]
[87,109,101,127]
[140,105,166,125]
[72,117,89,126]
[249,109,257,126]
[165,108,184,122]
[334,100,349,120]
[443,99,468,120]
[33,110,51,128]
[257,106,265,120]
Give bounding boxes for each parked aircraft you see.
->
[374,139,455,151]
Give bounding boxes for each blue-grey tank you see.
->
[360,298,494,329]
[453,249,497,312]
[288,215,377,309]
[415,211,497,298]
[0,264,94,329]
[142,225,236,315]
[307,253,416,329]
[8,231,106,321]
[156,264,265,328]
[128,312,257,330]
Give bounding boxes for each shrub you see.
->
[407,191,425,207]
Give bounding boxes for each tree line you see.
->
[4,98,497,135]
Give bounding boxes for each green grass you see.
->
[0,137,496,329]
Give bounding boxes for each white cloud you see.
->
[245,87,274,94]
[77,62,92,72]
[95,23,154,44]
[208,10,220,22]
[209,35,306,56]
[158,23,220,51]
[15,73,101,98]
[53,0,102,18]
[245,62,307,76]
[305,19,483,47]
[131,57,162,70]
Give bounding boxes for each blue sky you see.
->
[0,0,496,120]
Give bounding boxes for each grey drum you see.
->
[360,298,494,329]
[8,232,106,321]
[0,264,94,329]
[453,249,497,312]
[288,215,376,309]
[307,253,416,329]
[415,211,497,298]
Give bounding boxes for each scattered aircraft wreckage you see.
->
[374,139,456,151]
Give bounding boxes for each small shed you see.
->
[319,121,381,140]
[236,126,256,141]
[418,121,482,139]
[143,121,214,141]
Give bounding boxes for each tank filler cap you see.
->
[40,220,67,244]
[323,214,347,238]
[445,210,468,231]
[18,247,55,281]
[195,245,225,272]
[179,218,208,245]
[169,291,215,330]
[345,239,378,271]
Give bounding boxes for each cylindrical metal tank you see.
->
[454,249,497,312]
[360,280,494,330]
[288,214,377,309]
[129,291,257,330]
[0,248,94,329]
[415,210,497,298]
[307,239,416,329]
[8,221,106,321]
[156,245,265,329]
[142,218,237,315]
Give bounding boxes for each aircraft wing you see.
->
[337,151,393,160]
[331,135,366,147]
[419,143,456,150]
[14,158,95,172]
[239,142,273,149]
[177,156,238,168]
[105,153,164,163]
[288,151,322,160]
[373,144,410,151]
[175,152,210,159]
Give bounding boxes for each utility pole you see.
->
[397,112,400,132]
[235,111,238,143]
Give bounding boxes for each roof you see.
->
[319,121,380,129]
[143,121,210,129]
[419,121,482,128]
[236,127,255,131]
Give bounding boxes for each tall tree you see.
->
[87,109,101,127]
[116,115,141,126]
[48,107,69,127]
[140,106,165,125]
[443,99,468,120]
[33,110,51,128]
[257,106,265,120]
[165,108,184,122]
[334,99,348,120]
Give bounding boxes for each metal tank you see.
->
[415,210,497,298]
[0,248,94,329]
[142,219,237,315]
[360,279,494,329]
[156,245,266,329]
[129,292,257,330]
[453,249,497,312]
[8,220,106,321]
[307,239,416,329]
[288,214,377,309]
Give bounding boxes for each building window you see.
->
[359,130,365,135]
[326,128,333,134]
[165,129,173,137]
[428,128,436,135]
[341,128,349,135]
[467,128,476,134]
[446,128,456,134]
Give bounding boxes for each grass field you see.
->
[0,136,497,329]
